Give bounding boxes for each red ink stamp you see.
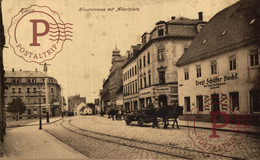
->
[187,96,255,155]
[8,5,73,64]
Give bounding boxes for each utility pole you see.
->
[41,63,51,123]
[0,0,6,142]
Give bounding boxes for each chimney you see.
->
[198,12,203,21]
[171,16,175,20]
[35,68,37,72]
[12,68,14,72]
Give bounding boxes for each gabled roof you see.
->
[5,70,51,78]
[176,0,260,66]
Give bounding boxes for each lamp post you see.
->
[41,63,50,123]
[38,90,42,130]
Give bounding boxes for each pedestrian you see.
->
[150,102,159,128]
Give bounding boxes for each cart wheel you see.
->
[138,118,144,127]
[125,117,131,125]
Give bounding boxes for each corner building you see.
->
[176,0,260,122]
[137,15,206,109]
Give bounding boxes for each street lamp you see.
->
[38,90,42,130]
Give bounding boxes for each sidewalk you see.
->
[178,119,260,134]
[1,119,88,159]
[6,117,62,128]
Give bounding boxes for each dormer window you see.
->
[158,25,164,36]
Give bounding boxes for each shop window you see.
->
[134,101,138,110]
[158,25,164,36]
[230,92,239,111]
[196,65,201,78]
[185,97,191,112]
[143,55,146,67]
[159,71,165,84]
[250,49,259,66]
[196,95,203,111]
[211,61,217,75]
[147,52,150,64]
[158,48,165,61]
[229,56,236,71]
[211,94,220,111]
[250,90,260,112]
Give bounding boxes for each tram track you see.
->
[59,118,240,160]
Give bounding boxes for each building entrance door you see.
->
[158,95,167,108]
[211,94,220,111]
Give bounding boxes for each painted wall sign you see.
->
[196,73,238,89]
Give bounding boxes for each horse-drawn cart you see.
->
[124,108,155,126]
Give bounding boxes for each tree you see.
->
[7,98,26,121]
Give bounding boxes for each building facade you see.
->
[122,44,141,112]
[108,46,125,111]
[68,94,86,113]
[4,69,62,119]
[137,15,206,109]
[101,79,110,113]
[176,0,260,122]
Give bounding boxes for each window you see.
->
[184,48,188,53]
[130,84,132,94]
[33,88,36,93]
[185,97,191,112]
[143,56,146,67]
[33,97,37,104]
[27,98,31,103]
[135,65,137,75]
[140,78,143,89]
[144,73,147,87]
[12,88,15,93]
[196,65,201,78]
[130,69,132,78]
[158,25,164,36]
[51,88,54,93]
[139,59,142,69]
[184,71,189,80]
[250,49,259,66]
[196,96,203,111]
[230,92,239,111]
[135,81,137,92]
[148,73,151,86]
[229,56,236,71]
[147,52,150,64]
[132,67,134,76]
[158,48,165,61]
[159,71,165,84]
[250,90,260,112]
[211,61,217,75]
[27,88,30,93]
[18,88,21,93]
[132,83,135,93]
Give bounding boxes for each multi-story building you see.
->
[4,69,62,119]
[68,94,86,113]
[122,44,141,112]
[108,46,126,111]
[101,79,110,113]
[137,14,206,109]
[176,0,260,122]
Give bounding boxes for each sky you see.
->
[2,0,239,103]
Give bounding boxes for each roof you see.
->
[5,70,51,78]
[176,0,260,66]
[167,17,204,25]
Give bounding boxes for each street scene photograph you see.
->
[0,0,259,159]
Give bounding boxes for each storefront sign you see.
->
[196,73,238,89]
[156,87,170,93]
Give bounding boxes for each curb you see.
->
[6,118,63,128]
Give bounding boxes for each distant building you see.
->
[68,94,86,113]
[137,14,206,109]
[122,44,141,112]
[108,45,126,111]
[74,102,86,116]
[100,79,110,113]
[176,0,260,122]
[4,68,62,119]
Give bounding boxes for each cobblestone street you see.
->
[44,116,260,159]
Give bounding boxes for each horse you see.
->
[108,109,119,120]
[156,105,183,129]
